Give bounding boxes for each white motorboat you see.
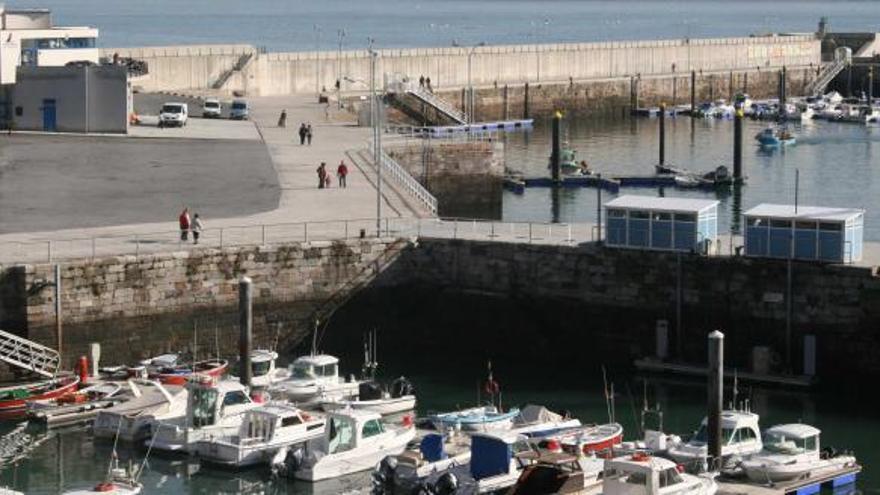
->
[667,409,762,472]
[62,454,142,494]
[601,452,717,495]
[511,404,582,437]
[430,405,521,432]
[93,380,187,443]
[800,106,816,122]
[320,378,416,416]
[194,402,325,468]
[149,375,259,453]
[28,381,127,429]
[291,408,415,481]
[230,349,292,389]
[270,354,361,406]
[742,424,858,484]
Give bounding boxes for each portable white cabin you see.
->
[605,195,719,253]
[744,204,864,263]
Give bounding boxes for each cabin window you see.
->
[623,471,648,486]
[653,212,672,221]
[804,435,818,452]
[328,417,355,454]
[252,360,271,377]
[608,209,626,218]
[659,467,684,487]
[291,363,313,379]
[315,363,338,377]
[736,428,758,442]
[281,415,302,427]
[191,387,219,427]
[795,221,816,230]
[361,419,385,438]
[674,213,696,223]
[748,217,767,228]
[631,211,650,220]
[763,432,805,455]
[819,222,842,232]
[222,391,250,407]
[770,219,792,229]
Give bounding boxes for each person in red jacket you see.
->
[178,208,190,241]
[337,160,349,188]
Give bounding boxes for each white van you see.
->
[202,98,222,118]
[159,102,188,128]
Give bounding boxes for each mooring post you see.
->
[503,84,509,121]
[690,70,696,114]
[869,66,874,106]
[55,264,62,360]
[550,110,562,183]
[523,82,530,119]
[733,100,743,182]
[658,102,666,166]
[596,174,602,244]
[707,330,724,472]
[239,276,253,388]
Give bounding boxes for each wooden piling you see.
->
[707,330,724,471]
[239,276,253,388]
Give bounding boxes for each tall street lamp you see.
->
[368,40,382,236]
[313,24,322,97]
[453,40,486,123]
[337,28,346,109]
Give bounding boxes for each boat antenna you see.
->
[732,369,739,410]
[192,320,198,368]
[372,328,379,378]
[214,324,220,362]
[602,366,612,424]
[610,382,616,423]
[311,318,319,356]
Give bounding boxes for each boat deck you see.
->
[717,465,860,495]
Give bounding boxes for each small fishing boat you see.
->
[149,375,259,453]
[0,375,80,418]
[536,422,624,455]
[194,402,325,468]
[741,424,858,484]
[667,409,762,472]
[601,452,717,495]
[756,127,796,147]
[235,349,291,388]
[508,451,605,494]
[62,458,142,494]
[547,147,581,175]
[270,354,362,406]
[321,378,416,416]
[290,408,415,481]
[431,405,521,432]
[28,381,126,429]
[152,358,228,386]
[93,380,187,443]
[511,404,582,437]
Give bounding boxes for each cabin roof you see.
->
[329,408,381,422]
[292,354,339,366]
[608,454,677,472]
[606,195,719,214]
[251,349,278,363]
[744,204,864,222]
[249,403,302,418]
[700,410,760,428]
[766,423,820,439]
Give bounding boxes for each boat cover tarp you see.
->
[517,404,562,425]
[471,435,511,480]
[420,433,447,462]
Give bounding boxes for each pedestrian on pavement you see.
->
[306,124,313,145]
[191,213,203,244]
[426,77,432,92]
[278,109,287,128]
[298,123,307,145]
[419,75,425,88]
[317,162,327,189]
[178,207,190,241]
[337,160,348,188]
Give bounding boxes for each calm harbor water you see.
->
[1,364,877,494]
[4,0,880,51]
[501,117,880,241]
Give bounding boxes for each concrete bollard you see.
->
[239,276,253,388]
[89,343,101,378]
[658,103,666,166]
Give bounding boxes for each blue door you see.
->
[41,99,56,131]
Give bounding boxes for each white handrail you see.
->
[378,150,438,215]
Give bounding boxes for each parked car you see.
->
[159,102,188,128]
[229,100,249,120]
[202,98,222,118]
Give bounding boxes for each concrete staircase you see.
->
[0,328,60,378]
[212,51,256,90]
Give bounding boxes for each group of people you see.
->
[298,123,313,145]
[317,161,349,189]
[418,75,433,92]
[177,208,204,244]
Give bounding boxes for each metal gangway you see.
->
[806,47,852,96]
[0,328,60,378]
[405,86,469,125]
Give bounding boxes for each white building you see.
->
[0,6,99,84]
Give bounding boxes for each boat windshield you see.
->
[692,425,735,445]
[291,363,313,379]
[328,416,355,454]
[191,387,219,427]
[659,467,684,487]
[763,432,814,455]
[252,360,271,377]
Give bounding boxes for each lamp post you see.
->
[369,42,382,237]
[313,24,322,97]
[337,28,346,109]
[453,40,486,123]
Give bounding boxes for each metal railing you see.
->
[379,151,438,215]
[806,47,852,96]
[406,86,469,124]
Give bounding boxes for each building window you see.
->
[36,37,96,50]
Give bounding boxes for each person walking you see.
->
[426,77,432,93]
[337,160,348,188]
[278,109,287,128]
[306,124,313,145]
[419,75,425,88]
[317,162,327,189]
[298,123,307,145]
[191,213,203,244]
[178,208,190,241]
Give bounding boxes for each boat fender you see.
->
[77,356,90,386]
[433,471,459,495]
[93,482,115,492]
[401,414,414,428]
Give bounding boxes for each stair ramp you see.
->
[0,328,60,378]
[405,87,469,125]
[807,47,852,96]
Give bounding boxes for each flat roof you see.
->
[605,195,719,213]
[766,423,821,439]
[744,204,864,222]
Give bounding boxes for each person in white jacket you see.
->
[191,213,204,245]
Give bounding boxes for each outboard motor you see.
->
[391,377,415,398]
[371,455,399,493]
[431,472,459,495]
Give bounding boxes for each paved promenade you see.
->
[0,95,421,264]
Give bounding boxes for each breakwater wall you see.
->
[106,35,820,97]
[0,238,408,367]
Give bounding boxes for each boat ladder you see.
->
[0,328,60,378]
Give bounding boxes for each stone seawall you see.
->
[374,238,880,377]
[0,238,408,367]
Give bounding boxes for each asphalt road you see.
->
[0,134,280,234]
